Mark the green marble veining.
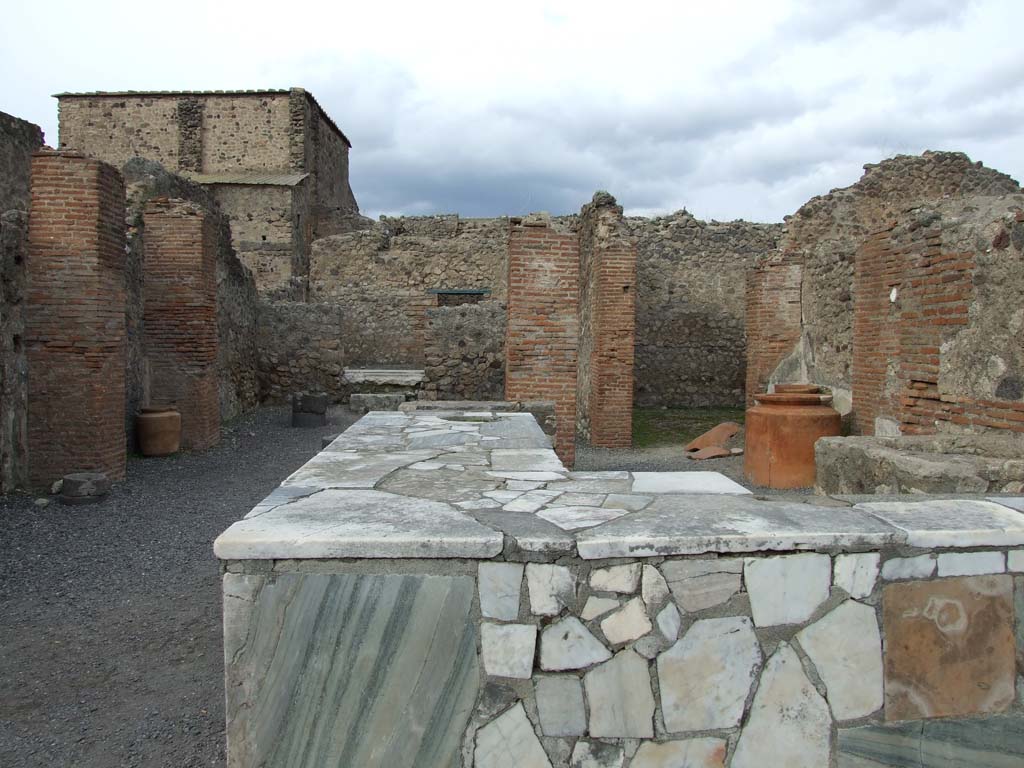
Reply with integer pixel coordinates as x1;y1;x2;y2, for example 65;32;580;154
224;572;478;768
837;715;1024;767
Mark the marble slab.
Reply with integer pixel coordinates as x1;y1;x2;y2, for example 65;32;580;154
223;571;477;768
282;450;439;489
575;495;902;559
856;499;1024;548
631;472;751;495
214;489;503;560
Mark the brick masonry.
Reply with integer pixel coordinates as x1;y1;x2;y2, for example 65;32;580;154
505;219;580;465
745;256;803;404
142;198;220;450
26;151;127;487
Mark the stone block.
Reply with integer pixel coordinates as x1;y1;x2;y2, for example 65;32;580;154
349;392;406;414
526;563;576;616
882;575;1016;721
936;551;1006;577
745;553;831;627
540;617;611;671
584;649;655;738
662;559;742;612
479;562;524;620
590;564;641;593
534;676;586;736
600;597;652;645
834;552;880;598
474;702;551;768
481;623;537;679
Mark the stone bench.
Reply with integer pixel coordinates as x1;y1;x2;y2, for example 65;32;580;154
342;368;425;388
215;410;1024;768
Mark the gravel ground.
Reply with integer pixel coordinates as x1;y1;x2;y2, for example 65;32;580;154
0;406;356;768
0;407;800;768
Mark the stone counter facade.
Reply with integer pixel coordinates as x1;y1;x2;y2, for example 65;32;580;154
216;411;1024;767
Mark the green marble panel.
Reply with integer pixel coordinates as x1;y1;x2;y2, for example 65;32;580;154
838;715;1024;767
224;572;478;768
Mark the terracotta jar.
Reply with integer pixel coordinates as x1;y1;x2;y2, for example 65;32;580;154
744;392;841;489
137;407;181;457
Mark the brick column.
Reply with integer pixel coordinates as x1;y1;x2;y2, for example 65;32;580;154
26;150;126;487
744;256;803;404
505;219;579;466
142;198;220;450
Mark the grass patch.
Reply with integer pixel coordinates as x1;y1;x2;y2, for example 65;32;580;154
632;407;746;449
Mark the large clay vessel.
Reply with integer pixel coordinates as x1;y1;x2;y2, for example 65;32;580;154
744;391;841;489
137;407;181;456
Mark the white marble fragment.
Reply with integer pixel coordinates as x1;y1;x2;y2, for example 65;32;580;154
487;471;567;482
548;492;606;507
631;471;750;495
661;559;743;612
479;562;524;620
857;499;1024;548
484;490;524;503
731;644;831;768
641;564;670;609
584;649;655;738
536;505;630;531
656;603;681;641
474;702;552;768
526;563;577;616
1009;549;1024;572
657;616;761;732
504;490;563;513
796;600;883;720
410;461;445;470
833;553;880;598
490;449;565;472
600;597;653;645
881;554;936;580
540;616;612;671
590;564;642;593
936;551;1006;577
630;738;727;768
456;498;502;510
534;676;586;736
604;493;653;511
581;596;620;620
745;553;830;627
481;623;537;679
506;480;545;491
570;740;625;768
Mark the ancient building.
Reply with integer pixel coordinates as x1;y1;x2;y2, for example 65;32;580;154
56;89;360;297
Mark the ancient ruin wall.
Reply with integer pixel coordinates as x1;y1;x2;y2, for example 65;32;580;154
26;151;127;487
422;301;506;401
577;194;636;447
505;218;580;465
628;213;782;407
142;199;221;450
1;111;45;212
756;152;1021;407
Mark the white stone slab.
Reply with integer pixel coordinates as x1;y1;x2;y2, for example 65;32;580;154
484;490;524;503
474;702;552;768
601;597;652;645
540;617;612;671
631;738;727;768
479;562;524;620
214;489;503;560
584;649;655;738
857;499;1024;548
343;368;424;385
481;623;537;679
795;600;883;720
504;490;563;513
536;505;630;531
506;480;546;491
590;563;642;593
526;563;577;616
641;564;670;609
657;603;681;640
833;553;880;598
534;676;586;736
631;472;751;495
490;449;565;472
1009;549;1024;572
658;616;761;732
989;496;1024;512
604;493;653;511
548;492;607;507
731;644;831;768
745;553;831;627
487;471;567;482
281;449;439;489
661;559;743;612
575;495;900;559
581;596;620;621
936;551;1006;577
881;554;936;580
456;498;502;510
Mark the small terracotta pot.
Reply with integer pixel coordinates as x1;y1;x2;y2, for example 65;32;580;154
744;392;841;489
137;407;181;457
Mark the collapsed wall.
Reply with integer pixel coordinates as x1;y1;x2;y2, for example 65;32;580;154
748;152;1020;409
0;112;43;493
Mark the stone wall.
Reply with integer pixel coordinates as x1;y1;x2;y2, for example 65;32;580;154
577;194;636;447
850;196;1024;440
142;199;220;450
749;152;1020;408
26;151;127;487
628;212;782;407
505;216;580;466
422;300;506;402
0;111;45;212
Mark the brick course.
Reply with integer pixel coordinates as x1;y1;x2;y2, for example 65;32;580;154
142;198;220;450
26;151;127;486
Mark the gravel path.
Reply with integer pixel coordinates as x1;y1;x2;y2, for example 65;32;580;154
0;406;355;768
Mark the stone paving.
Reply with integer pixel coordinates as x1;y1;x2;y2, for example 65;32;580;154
216;410;1024;768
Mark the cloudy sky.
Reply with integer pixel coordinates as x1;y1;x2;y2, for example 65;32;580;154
2;0;1022;221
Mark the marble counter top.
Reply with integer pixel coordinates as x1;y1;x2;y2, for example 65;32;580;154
214;410;1024;561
